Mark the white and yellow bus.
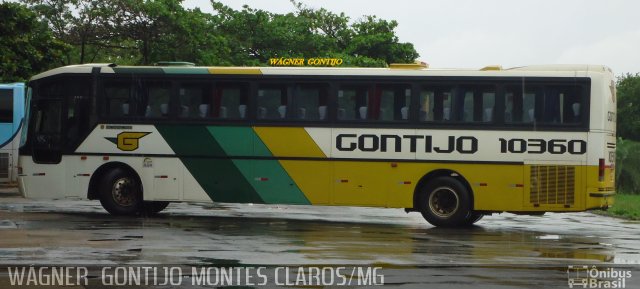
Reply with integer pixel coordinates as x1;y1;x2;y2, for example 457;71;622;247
18;63;616;227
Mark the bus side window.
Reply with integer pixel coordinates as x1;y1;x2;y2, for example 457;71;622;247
377;85;411;121
506;83;582;125
544;85;581;124
337;85;368;121
257;84;288;120
420;86;453;122
142;81;171;118
505;85;535;123
216;83;248;119
104;81;132;118
454;86;495;123
178;82;210;118
291;84;328;121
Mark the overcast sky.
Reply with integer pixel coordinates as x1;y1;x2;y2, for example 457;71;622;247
183;0;640;75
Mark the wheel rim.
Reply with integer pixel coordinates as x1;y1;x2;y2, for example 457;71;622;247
428;187;460;218
112;177;137;207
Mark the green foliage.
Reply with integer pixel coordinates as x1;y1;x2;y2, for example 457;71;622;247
24;0;117;64
15;0;418;69
615;138;640;194
0;2;69;82
598;194;640;220
348;16;418;64
616;74;640;141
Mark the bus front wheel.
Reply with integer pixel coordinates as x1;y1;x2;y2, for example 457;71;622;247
98;168;142;216
418;176;473;227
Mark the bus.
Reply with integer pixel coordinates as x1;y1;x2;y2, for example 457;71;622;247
0;82;25;183
17;63;616;227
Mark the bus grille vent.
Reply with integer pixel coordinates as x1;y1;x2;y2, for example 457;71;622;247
530;165;575;205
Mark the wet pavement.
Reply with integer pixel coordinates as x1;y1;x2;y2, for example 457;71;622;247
0;186;639;288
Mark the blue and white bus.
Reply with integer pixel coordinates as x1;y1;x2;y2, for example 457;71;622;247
0;83;25;183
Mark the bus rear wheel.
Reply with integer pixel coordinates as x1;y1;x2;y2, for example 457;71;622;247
418;176;472;227
98;168;142;216
462;212;484;226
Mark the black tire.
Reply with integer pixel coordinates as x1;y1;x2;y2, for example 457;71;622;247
142;201;170;216
418;176;473;227
98;168;142;216
461;212;484;226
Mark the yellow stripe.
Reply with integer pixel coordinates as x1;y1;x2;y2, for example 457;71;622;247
279;161;331;205
254;127;327;204
253;127;325;157
208;67;262;75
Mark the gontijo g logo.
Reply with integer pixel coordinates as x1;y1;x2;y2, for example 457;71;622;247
105;132;150;151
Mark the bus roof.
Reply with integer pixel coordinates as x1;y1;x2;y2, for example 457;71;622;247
29;63;613;81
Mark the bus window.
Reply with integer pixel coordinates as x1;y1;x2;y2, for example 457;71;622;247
505;83;581;125
104;81;132;118
291;84;328;121
483;92;496;122
420;86;453;122
178;82;210;118
378;85;411;121
453;86;495;123
257;84;288;120
215;83;248;119
337;85;366;120
338;84;410;121
545;85;582;124
105;80;171;119
142;81;171;118
0;89;12;123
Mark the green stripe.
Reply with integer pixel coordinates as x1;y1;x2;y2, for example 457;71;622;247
208;126;310;205
156;125;263;203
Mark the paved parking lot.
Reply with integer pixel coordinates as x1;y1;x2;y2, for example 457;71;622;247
0;187;638;288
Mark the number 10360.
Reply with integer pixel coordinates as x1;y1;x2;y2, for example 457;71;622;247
499;138;587;155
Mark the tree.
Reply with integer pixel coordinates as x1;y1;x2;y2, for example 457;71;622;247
24;0;115;64
616;74;640;141
211;2;331;65
347;16;418;64
211;1;419;66
291;1;419;65
0;2;68;82
18;0;419;68
614;74;640;193
615;137;640;193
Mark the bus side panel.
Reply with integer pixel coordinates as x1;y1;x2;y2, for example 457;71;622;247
18;157;66;199
151;157;183;201
182;160;212;202
465;163;525;212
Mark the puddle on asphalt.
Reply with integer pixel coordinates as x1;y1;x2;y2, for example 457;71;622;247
0;199;637;265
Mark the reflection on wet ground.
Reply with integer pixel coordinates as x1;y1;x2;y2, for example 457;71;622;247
0;196;638;265
0;192;639;288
